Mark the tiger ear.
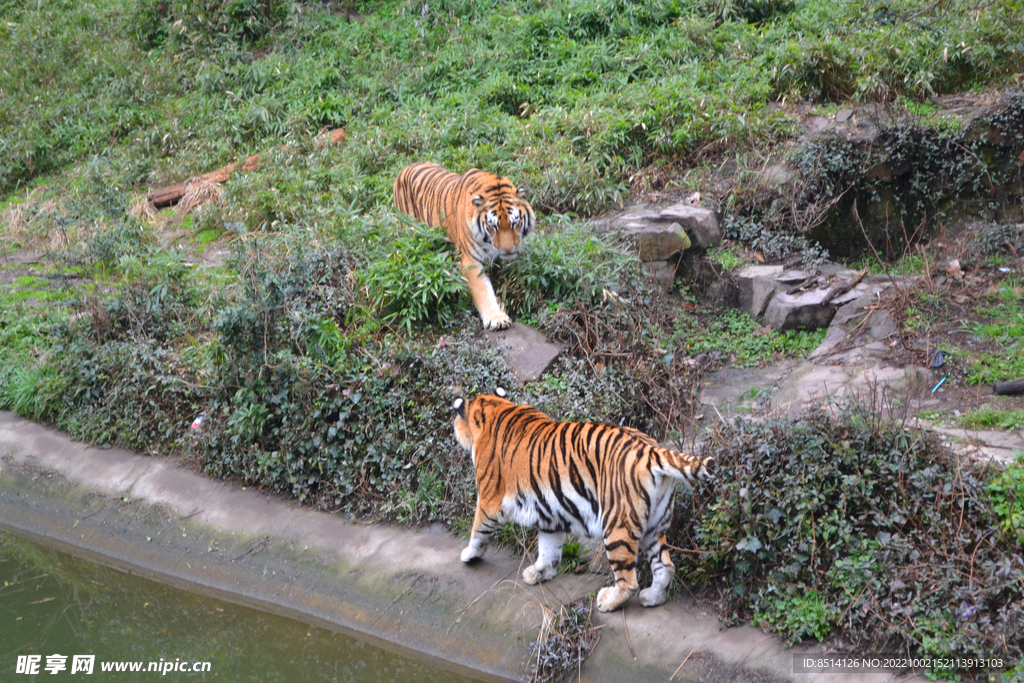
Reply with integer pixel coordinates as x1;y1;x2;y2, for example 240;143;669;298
452;397;466;418
495;387;507;398
517;187;529;199
472;195;485;207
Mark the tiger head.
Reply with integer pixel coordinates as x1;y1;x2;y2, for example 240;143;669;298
469;187;534;264
452;388;510;461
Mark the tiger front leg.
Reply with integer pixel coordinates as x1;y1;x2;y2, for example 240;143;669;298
522;531;565;585
461;256;511;330
462;504;500;563
596;536;640;612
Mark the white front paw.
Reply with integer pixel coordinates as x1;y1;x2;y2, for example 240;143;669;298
596;586;632;612
461;546;481;563
482;310;512;330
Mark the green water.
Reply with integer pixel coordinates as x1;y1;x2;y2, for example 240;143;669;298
0;534;484;682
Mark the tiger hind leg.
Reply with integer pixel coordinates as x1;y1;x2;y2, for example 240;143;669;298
522;531;565;585
638;532;674;607
596;535;640;612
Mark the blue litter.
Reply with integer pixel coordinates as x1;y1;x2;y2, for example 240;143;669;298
932;374;950;393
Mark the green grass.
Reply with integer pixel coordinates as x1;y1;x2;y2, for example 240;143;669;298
965;279;1024;384
677;308;827;367
4;0;1024;212
960;408;1024;432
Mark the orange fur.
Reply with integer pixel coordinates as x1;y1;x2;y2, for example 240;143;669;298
452;391;714;612
393;163;534;330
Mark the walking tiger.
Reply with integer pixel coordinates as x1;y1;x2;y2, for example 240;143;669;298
452;388;714;612
393;163;535;330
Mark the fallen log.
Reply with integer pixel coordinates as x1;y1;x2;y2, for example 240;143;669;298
147;128;346;208
993;379;1024;396
822;268;867;305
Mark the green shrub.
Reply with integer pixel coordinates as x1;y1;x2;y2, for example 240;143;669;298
988;457;1024;546
356;219;467;334
674;405;1023;671
753;590;837;645
497;223;637;319
676;307;825;367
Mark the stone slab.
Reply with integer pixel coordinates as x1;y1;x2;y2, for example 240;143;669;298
483;323;563;383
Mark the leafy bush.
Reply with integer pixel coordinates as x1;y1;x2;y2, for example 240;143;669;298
497;223;637;320
988;457;1024;546
674;405;1024;673
356;219;466;333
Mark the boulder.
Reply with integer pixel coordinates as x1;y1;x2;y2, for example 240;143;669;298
657;204;722;250
621;221;691;262
735;265;783;318
762;287;841;331
643;259;681;292
610;202;721;254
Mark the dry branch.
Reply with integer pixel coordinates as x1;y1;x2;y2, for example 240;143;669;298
146;128;346;208
822;268;867;304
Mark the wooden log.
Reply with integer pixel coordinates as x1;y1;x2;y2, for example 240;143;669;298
147;128;346;208
994;379;1024;396
822;268;867;305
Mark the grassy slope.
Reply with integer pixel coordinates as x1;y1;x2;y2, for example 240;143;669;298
3;0;1023;211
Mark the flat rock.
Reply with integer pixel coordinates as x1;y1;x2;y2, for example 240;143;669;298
776;270;814;283
926;425;1024;465
772;362;925;413
868;309;898;340
483;322;563;383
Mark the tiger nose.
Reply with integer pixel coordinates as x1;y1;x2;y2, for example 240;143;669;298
495;233;518;253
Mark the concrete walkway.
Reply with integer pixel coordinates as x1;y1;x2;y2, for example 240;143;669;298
0;412;915;683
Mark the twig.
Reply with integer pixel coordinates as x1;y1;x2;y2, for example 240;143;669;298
663;543;712;555
623;607;637;660
670;648;695;681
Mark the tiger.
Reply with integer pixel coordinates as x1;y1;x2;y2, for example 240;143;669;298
452;388;714;612
393;162;535;331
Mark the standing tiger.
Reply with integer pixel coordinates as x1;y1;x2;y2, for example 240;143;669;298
393;162;535;330
452;388;714;612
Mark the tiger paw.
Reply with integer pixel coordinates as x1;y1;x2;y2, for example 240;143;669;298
639;586;668;607
481;311;512;331
522;563;557;585
461;547;482;563
596;586;634;612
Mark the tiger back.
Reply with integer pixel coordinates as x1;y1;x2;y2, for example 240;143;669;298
452;389;714;612
393;162;535;331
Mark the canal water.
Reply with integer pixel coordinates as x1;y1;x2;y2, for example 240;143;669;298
0;533;485;682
